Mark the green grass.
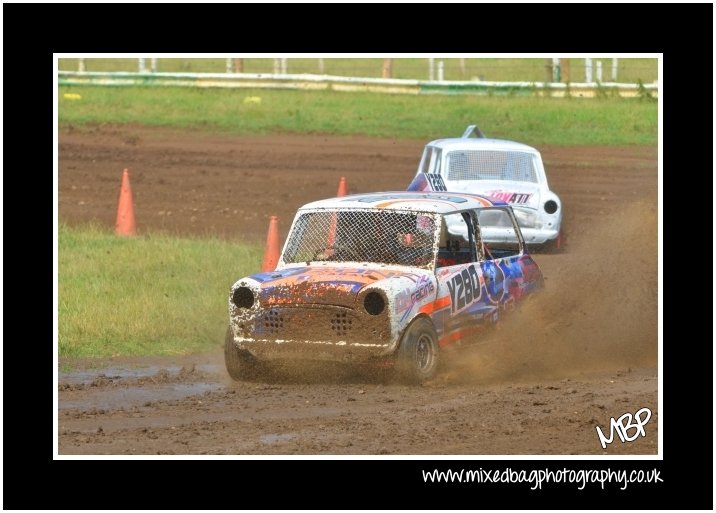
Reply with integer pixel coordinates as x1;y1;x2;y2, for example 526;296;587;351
58;57;658;83
59;86;657;145
58;223;263;358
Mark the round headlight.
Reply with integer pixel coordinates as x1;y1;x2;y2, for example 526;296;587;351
364;292;385;316
232;286;255;309
544;200;559;215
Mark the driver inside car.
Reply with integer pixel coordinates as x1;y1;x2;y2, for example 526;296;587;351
396;231;433;266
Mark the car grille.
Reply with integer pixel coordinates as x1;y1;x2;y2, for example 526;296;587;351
329;311;353;336
263;309;285;332
251;306;388;342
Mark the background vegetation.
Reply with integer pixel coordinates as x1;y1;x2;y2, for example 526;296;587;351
59;223;262;357
59;86;657;146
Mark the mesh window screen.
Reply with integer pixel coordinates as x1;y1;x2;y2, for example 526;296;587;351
446;150;537;183
283;210;438;267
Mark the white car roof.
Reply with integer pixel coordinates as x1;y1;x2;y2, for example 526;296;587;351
299;191;503;214
426;137;539;153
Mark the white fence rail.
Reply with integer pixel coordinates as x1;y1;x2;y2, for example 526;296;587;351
59;70;658;99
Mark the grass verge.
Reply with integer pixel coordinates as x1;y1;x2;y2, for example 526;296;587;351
59;86;657;146
58;223;263;358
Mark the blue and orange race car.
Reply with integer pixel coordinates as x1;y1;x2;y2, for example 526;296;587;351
226;190;543;383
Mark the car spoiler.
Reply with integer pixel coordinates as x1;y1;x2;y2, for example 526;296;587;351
461;125;486;139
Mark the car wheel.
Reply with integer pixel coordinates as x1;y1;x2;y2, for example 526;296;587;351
397;317;440;384
224;326;259;381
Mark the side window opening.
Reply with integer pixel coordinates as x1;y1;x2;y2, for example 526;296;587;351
477;207;524;259
436;212;478;268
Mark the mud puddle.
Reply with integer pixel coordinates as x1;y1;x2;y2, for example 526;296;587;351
260;433;300;445
59;363;223;385
59;382;222;411
59;362;225;411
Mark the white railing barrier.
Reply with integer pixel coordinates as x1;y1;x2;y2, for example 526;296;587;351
57;70;659;98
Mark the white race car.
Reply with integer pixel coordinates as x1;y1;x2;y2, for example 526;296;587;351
409;125;563;250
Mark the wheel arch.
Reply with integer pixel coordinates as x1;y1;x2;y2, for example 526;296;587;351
396;313;437;351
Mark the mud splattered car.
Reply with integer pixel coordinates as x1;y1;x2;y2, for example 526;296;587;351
411;125;564;250
226;191;543;383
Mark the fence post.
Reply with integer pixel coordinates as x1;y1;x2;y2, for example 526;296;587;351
596;60;603;83
318;58;324;74
150;58;157;73
611;58;618;81
544;58;553;83
138;58;146;73
585;58;593;83
437;60;444;81
78;58;85;72
428;58;434;81
273;58;280;74
459;58;466;77
562;58;570;83
382;59;393;79
226;58;232;73
552;57;561;82
234;59;243;73
280;58;288;74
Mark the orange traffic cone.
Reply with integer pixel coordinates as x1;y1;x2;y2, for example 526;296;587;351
336;176;348;197
261;216;280;272
115;168;136;236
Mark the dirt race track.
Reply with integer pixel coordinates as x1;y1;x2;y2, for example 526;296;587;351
58;125;658;455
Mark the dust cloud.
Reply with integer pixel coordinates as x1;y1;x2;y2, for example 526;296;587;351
442;197;658;385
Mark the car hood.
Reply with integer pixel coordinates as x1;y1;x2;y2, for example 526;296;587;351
446;180;541;208
241;265;432;308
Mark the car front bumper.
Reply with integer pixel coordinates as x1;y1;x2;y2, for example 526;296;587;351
232;336;397;362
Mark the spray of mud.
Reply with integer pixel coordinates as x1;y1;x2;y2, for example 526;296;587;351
440;197;658;385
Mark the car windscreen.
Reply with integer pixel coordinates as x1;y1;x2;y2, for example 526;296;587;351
446;150;537;183
282;210;438;268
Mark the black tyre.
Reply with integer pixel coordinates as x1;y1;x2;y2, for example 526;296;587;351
224;326;259;381
397;317;440;384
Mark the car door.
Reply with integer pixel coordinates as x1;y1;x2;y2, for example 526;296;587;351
432;211;495;347
477;206;542;314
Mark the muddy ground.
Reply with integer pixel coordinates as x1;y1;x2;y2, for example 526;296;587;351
58;125;658;455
